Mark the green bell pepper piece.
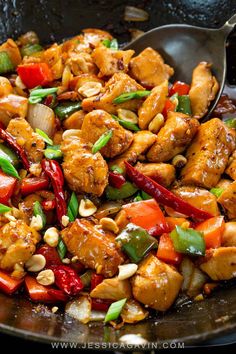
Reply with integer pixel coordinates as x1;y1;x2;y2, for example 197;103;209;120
54;101;82;120
170;225;205;256
105;182;138;200
177;95;192;115
0;143;19;167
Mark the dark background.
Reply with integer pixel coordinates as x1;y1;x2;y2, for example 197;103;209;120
0;0;236;351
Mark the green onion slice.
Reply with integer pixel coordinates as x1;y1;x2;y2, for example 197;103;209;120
112;114;140;131
57;237;67;260
33;200;46;227
67;192;79;222
36;128;53;145
0;156;20;179
224;118;236;129
0;203;12;214
0;52;14;74
110;165;124;174
113;90;150;104
44;145;62;160
210;187;224;198
104;298;127;323
29;87;58;104
21;44;43;57
92;130;113;154
110;39;118;50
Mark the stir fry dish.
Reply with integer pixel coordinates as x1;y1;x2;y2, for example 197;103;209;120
0;28;235;326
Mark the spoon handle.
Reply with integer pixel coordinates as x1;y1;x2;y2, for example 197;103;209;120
220;13;236;37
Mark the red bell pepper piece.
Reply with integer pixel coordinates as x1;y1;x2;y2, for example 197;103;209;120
125;162;213;222
162;98;176;118
91;273;104;290
122;199;169;236
0;171;17;204
25;276;67;302
195;216;224;249
36;244;62;267
41;199;56;211
41;159;67;227
17;63;53;89
91;298;113;312
51;265;84;296
108;172;126;189
169;81;190;96
0;128;30;170
21;176;49;195
0;270;24;295
157;233;182;265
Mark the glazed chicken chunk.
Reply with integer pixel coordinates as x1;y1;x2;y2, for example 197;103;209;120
138;80;168;129
92;46;134;77
189;62;219;119
129;47;174;87
109;130;156;171
132;254;183;311
0;220;40;271
81;109;133;158
61;219;124;277
181;118;236;188
147;111;199;162
226;150;236;180
135;162;176;187
90;277;132;300
200;247;236;280
6;117;45;162
82;72;144;114
217;181;236;219
61;136;108;196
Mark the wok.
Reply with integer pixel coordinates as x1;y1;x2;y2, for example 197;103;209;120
0;0;236;349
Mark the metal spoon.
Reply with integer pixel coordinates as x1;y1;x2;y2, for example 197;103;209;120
125;14;236;119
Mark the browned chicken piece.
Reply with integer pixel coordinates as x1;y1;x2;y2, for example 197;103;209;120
92;47;134;77
171;186;220;216
226;150;236;180
132;254;183;311
200;247;236;280
81;110;133;158
82;28;113;47
138;80;168;129
135;162;175;187
0;94;28;127
66;51;97;76
147;112;199;162
189;62;219;119
63;110;86;130
82;72;144;114
90;277;132;300
0;220;40;271
181;118;236;188
222;222;236;247
0;39;22;66
61;136;108;196
61;219;124;277
216;179;233;190
217;181;236;219
6;117;45;162
129;47;174;88
109;131;156;171
43;44;63;80
69;73;104;91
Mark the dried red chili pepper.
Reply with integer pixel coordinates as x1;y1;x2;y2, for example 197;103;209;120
36;244;62;267
51;265;84;296
41;159;67;227
41;199;56;211
148;223;171;237
0;127;30;170
91;273;104;290
125;161;213;222
108;172;126;189
47;288;68;302
21;176;49;195
91;298;113;312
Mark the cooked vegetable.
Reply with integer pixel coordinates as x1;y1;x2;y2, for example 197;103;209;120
177;95;192;115
169;81;190;96
0;143;19;167
113;90;150;104
0;171;17;204
0;52;14;74
17;63;53;89
116;223;158;263
67;192;79;222
65;296;91;323
27;103;55;138
210;187;224;198
104;298;127;323
0;156;20;179
36;128;53;145
108;171;126;189
195;216;224;249
0;203;11;214
33;201;46;227
29;87;57;104
80;270;93;288
106;181;138;200
157;233;182;265
44;145;62;160
112;114;140;131
57;238;67;260
92;130;113;154
224;118;236;128
21;43;42;57
170;225;205;256
0;270;24;295
25;275;67;302
21;176;49;195
54;101;82;120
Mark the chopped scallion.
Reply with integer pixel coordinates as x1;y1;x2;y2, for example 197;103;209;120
113;90;150;104
92;130;113;154
0;156;20;179
67;192;79;222
104;298;127;323
36;128;53;145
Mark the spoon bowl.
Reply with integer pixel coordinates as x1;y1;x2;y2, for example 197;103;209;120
125;14;236;119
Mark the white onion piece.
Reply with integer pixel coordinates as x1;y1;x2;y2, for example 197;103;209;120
129;29;145;41
65;295;91;324
124;6;149;22
27;103;55;138
121;299;148;324
187;268;208;297
180;257;195;292
90;310;106;321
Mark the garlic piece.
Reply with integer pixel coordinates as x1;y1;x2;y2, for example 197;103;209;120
79;199;97;217
118;263;138;280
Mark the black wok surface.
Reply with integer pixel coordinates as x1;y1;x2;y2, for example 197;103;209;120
0;0;236;349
